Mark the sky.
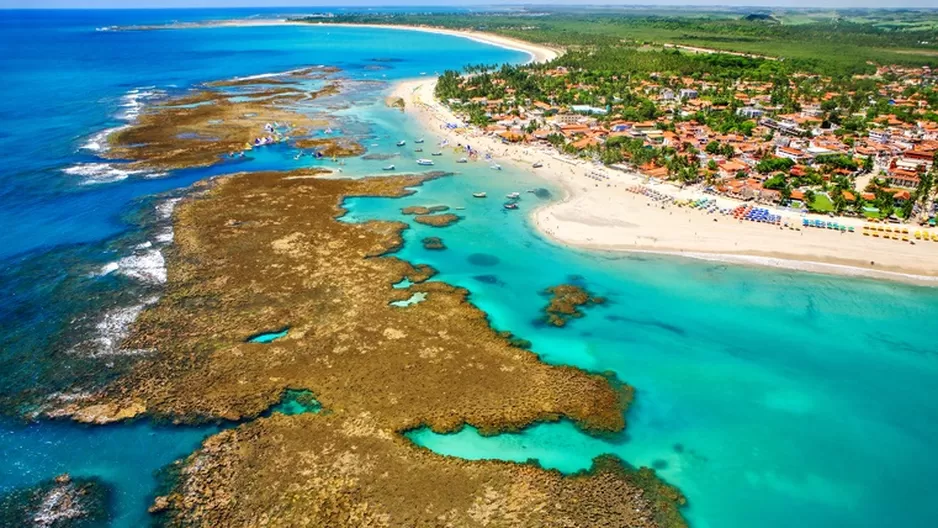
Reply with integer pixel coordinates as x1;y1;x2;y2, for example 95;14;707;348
2;1;936;9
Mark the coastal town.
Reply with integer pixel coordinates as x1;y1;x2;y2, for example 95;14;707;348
433;59;938;233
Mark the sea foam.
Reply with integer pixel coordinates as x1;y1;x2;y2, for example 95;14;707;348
84;296;159;357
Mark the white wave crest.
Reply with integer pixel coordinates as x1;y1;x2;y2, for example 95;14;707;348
79;125;128;153
155;197;182;220
62;163;166;185
118;88;164;121
84;296;159;357
154;227;174;244
116;248;166;284
62;163;143;184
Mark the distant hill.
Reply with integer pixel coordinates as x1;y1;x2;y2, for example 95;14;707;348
743;13;781;24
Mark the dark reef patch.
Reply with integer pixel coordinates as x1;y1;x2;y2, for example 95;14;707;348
542;284;605;327
473;274;504;286
467;253;500;267
0;474;111;528
422;237;446;250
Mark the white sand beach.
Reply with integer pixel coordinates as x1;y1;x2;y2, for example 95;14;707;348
392;74;938;284
131;18;938;283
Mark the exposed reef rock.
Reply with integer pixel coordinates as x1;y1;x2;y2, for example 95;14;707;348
385;95;406;111
292;137;365;157
52;169;683;526
157;413;685;527
401;204;449;215
0;474;110;528
497;330;532;349
414;213;460;227
543;284;606;327
104;73;340;170
421;236;446;250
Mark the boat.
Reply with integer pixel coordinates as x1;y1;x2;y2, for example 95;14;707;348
490;164;502;171
456;157;468;163
532;162;543;168
503;202;519;210
472;192;487;198
415;148;423;153
506;192;521;200
416;159;434;166
396;140;406;147
414;138;425;144
431;151;442;156
382;164;395;171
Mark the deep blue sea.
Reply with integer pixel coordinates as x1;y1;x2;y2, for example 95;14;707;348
2;8;938;528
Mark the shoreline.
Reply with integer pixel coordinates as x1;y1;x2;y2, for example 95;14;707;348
110;19;562;64
391;77;938;285
109;17;938;285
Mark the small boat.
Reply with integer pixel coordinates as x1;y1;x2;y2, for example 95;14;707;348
416;159;434;166
456;157;468;163
503;202;519;210
472;192;487;198
396;140;406;147
431;151;442;156
532;162;543;168
383;164;395;171
415;148;423;153
506;192;521;200
490;164;502;171
414;138;425;144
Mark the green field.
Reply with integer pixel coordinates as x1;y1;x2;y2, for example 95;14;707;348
309;8;938;75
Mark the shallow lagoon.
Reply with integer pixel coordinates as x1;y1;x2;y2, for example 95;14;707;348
348;157;938;528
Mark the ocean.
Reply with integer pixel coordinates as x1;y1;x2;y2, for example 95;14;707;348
2;8;937;528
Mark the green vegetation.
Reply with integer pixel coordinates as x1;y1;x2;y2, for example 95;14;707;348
307;8;938;225
302;8;938;75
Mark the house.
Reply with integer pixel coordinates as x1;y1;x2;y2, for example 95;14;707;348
679;88;699;100
887;168;921;188
570;104;607;115
553;114;586;126
775;146;807;162
737;106;764;119
868;129;891;143
718;159;750;179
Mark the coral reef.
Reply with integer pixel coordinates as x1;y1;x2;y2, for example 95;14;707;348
49;168;682;525
422;236;446;250
104;75;339;170
0;474;110;528
543;284;605;327
413;213;460;227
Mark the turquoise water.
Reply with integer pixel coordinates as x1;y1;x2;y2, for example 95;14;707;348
0;9;526;525
3;8;938;528
346;153;938;527
247;328;290;343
